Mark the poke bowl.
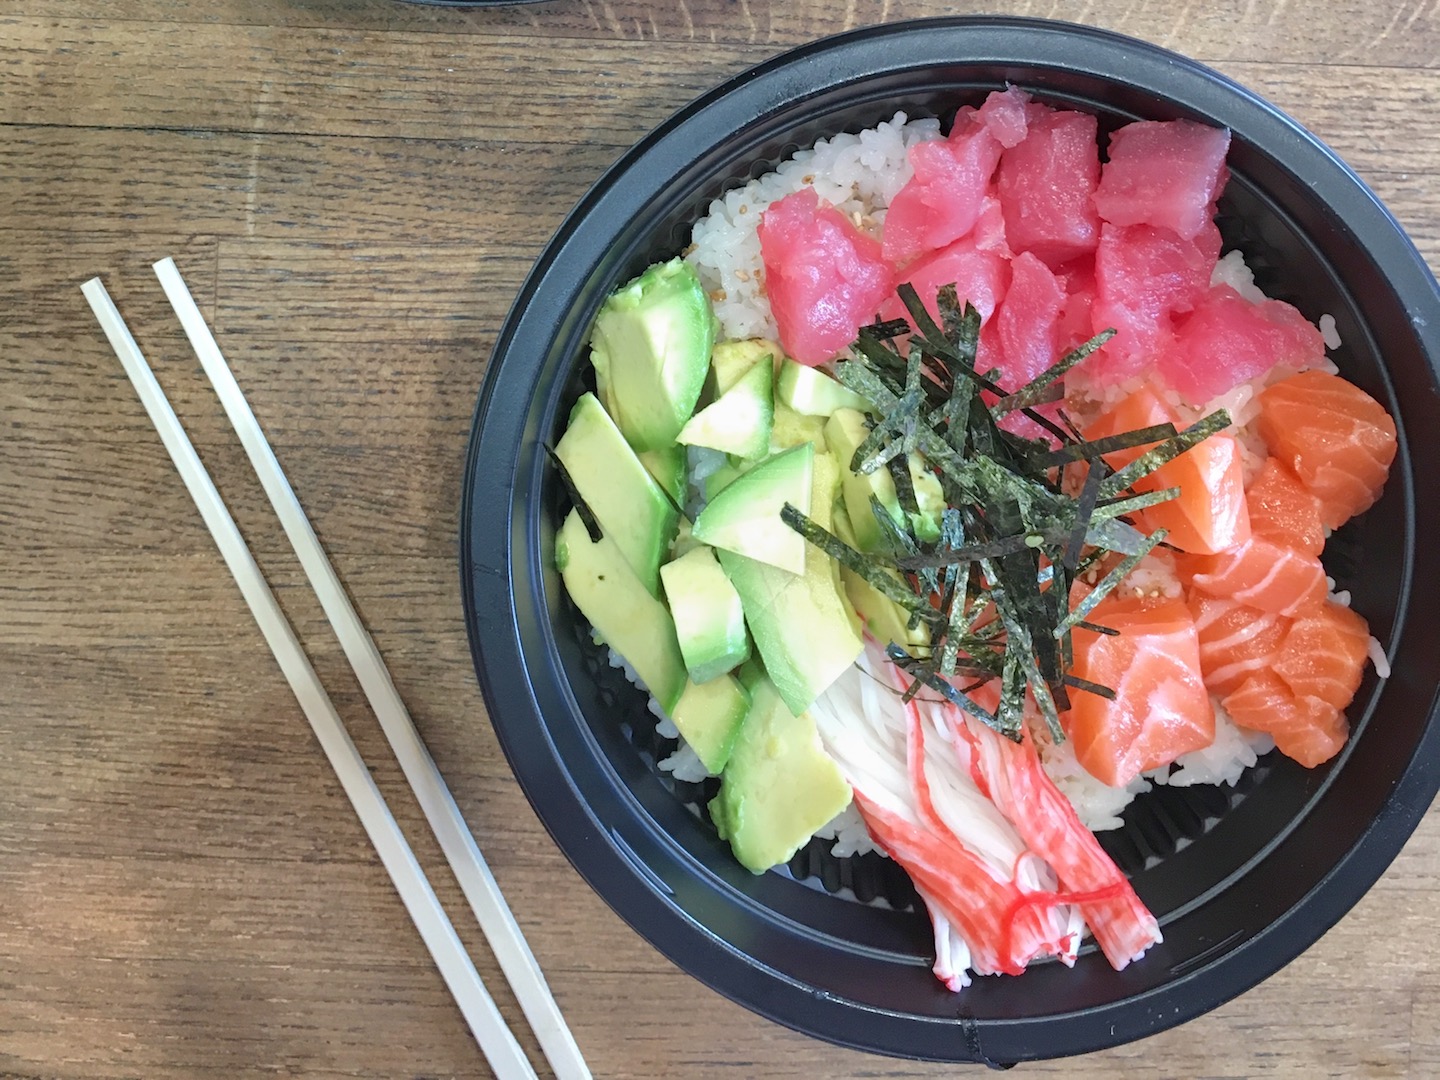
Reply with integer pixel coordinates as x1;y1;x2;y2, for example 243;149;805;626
460;16;1440;1065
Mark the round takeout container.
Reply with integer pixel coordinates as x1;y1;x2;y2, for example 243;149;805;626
461;17;1440;1065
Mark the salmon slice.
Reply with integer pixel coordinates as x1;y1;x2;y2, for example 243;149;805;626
1273;599;1371;711
1180;534;1326;616
1189;593;1291;698
1247;457;1325;556
1256;370;1397;529
1222;669;1349;768
1084;383;1249;555
1066;595;1215;787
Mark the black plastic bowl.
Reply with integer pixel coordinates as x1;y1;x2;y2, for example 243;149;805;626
462;17;1440;1065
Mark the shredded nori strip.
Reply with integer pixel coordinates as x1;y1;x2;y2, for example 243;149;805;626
777;284;1226;743
545;444;604;542
1063;674;1117;700
991;328;1116;416
1064;460;1104;569
1054;529;1170;638
1099;411;1231;498
780;503;937;620
1028;422;1179;469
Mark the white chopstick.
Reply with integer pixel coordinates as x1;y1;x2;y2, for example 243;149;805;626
150;258;590;1080
81;277;538;1080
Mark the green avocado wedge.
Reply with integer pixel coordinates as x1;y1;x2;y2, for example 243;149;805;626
590;258;717;452
710;677;852;873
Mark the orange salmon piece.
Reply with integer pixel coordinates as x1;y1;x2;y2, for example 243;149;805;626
1222;669;1349;768
1256;370;1397;529
1188;593;1291;699
1084;384;1249;555
1272;599;1371;711
1246;456;1325;556
1180;534;1327;617
1066;595;1215;787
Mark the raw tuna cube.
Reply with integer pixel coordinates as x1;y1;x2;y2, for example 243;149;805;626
1159;284;1325;403
1094;119;1231;241
882;110;1003;266
881;230;1011;330
996;105;1102;269
758;187;893;365
1053;258;1097;355
976;85;1032;148
1088;220;1220;384
993;251;1065;390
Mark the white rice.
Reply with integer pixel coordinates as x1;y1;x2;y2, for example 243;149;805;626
812;803;885;859
1150;701;1275;788
1319;313;1342;350
1036;730;1152;833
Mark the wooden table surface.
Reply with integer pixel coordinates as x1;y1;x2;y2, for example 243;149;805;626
3;2;1438;1077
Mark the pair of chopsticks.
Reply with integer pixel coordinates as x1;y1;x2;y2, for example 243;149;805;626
82;261;589;1080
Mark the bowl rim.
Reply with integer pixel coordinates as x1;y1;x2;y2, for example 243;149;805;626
460;14;1440;1064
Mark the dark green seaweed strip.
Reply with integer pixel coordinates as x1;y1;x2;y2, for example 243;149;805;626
1088;485;1183;521
1064;460;1103;569
779;504;935;619
1063;674;1117;700
886;643;1002;726
1083;516;1152;556
1098;411;1231;498
990;328;1117;417
1076;619;1120;636
544;444;605;543
860;316;915;342
998;649;1026;739
1053;528;1169;638
892;527;1070;568
1028;422;1179;469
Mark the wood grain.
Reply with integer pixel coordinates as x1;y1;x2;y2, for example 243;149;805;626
2;2;1438;1078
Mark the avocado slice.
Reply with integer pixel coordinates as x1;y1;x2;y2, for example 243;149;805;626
671;674;750;774
825;407;896;552
824;408;945;549
770;401;829;453
716;451;863;716
555;393;679;596
590;259;717;451
637;444;686;506
776;358;871;417
676;353;774;460
709;677;852;873
659;545;751;684
832;504;930;651
555;509;687;714
710;338;780;395
692;443;814;576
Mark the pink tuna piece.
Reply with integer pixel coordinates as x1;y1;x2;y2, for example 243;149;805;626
1054;258;1098;354
1094;119;1231;241
976;85;1033;149
881;111;1003;266
757;186;893;365
1087;220;1221;384
882;229;1011;330
994;251;1066;390
1159;284;1326;403
996;105;1102;268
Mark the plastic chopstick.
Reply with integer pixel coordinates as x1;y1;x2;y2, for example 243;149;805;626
150;257;590;1080
81;276;539;1080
